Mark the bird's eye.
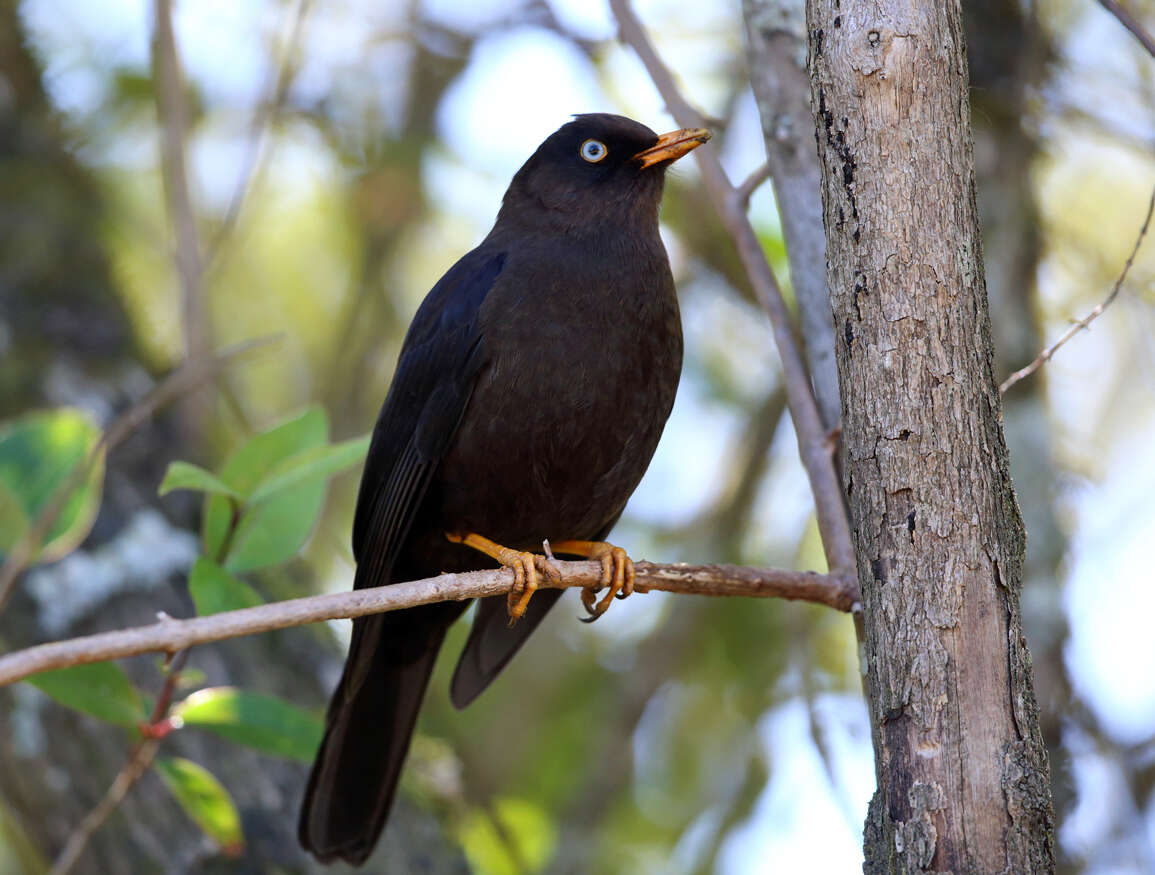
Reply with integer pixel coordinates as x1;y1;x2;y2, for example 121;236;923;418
580;139;607;163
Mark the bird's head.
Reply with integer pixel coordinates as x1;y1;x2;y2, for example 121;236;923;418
494;113;710;237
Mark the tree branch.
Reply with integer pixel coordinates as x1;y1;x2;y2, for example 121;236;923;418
609;0;854;578
1097;0;1155;58
50;651;190;875
205;0;312;264
152;0;206;364
1000;182;1155;393
0;562;858;687
734;162;772;207
49;737;161;875
741;0;841;431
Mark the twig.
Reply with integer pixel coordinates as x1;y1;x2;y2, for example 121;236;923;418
49;651;190;875
0;336;281;615
152;650;192;724
481;799;529;875
103;335;282;452
735;162;773;207
49;738;162;875
609;0;855;577
205;0;312;264
1097;0;1155;58
1001;184;1155;393
152;0;207;364
0;562;859;687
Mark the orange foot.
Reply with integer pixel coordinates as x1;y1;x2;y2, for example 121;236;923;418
446;532;561;625
551;540;636;622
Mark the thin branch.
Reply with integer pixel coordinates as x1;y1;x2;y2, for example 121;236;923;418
1001;183;1155;393
50;651;190;875
49;737;161;875
205;0;312;264
148;649;192;727
735;162;773;207
609;0;855;577
1097;0;1155;58
0;562;859;687
102;335;282;452
152;0;207;364
0;335;281;615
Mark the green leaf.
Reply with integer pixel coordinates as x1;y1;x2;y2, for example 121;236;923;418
0;408;105;563
202;407;328;568
28;662;145;728
458;797;557;875
246;433;370;505
188;558;263;616
172;687;322;763
158;461;241;500
215;407;330;496
0;480;30;555
221;477;326;573
155;757;243;855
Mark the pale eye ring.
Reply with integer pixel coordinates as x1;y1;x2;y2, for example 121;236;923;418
580;139;608;163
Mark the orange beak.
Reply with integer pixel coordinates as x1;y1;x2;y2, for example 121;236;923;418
632;127;712;168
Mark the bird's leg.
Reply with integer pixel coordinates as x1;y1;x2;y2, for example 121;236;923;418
550;540;636;622
446;532;561;625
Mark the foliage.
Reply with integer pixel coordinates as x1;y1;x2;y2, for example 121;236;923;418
187;558;263;616
9;403;365;855
172;687;323;763
155;757;243;856
457;797;557;875
0;409;104;563
28;662;146;730
196;408;369;572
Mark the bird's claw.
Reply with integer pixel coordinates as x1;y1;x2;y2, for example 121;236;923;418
579;543;634;623
502;548;562;626
446;531;561;626
450;533;636;624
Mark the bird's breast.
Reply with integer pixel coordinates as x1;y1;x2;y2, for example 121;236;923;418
433;239;682;546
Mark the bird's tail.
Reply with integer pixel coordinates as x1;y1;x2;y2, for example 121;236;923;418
298;604;458;865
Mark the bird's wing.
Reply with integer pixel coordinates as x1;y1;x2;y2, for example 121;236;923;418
351;246;506;576
334;247;505;704
299;248;505;864
450;589;564;708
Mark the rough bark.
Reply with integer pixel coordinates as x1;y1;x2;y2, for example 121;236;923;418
962;0;1074;842
804;0;1056;870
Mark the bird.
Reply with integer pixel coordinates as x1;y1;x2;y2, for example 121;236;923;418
299;113;710;865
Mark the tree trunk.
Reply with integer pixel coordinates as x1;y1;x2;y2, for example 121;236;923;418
804;0;1056;870
962;0;1076;846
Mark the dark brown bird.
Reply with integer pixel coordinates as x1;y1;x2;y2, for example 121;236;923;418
299;113;709;865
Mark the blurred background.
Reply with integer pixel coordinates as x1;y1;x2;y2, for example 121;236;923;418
1;0;1153;871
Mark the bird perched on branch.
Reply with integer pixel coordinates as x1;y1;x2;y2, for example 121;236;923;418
299;113;710;865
